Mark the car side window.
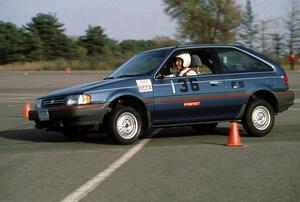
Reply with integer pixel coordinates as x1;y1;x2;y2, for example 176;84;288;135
190;49;216;75
215;48;273;73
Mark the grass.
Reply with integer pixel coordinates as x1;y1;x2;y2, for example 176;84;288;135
0;58;299;71
0;58;125;71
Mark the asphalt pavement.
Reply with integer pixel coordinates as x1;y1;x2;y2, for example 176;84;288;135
0;71;299;202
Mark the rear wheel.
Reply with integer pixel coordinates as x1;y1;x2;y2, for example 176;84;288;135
242;99;274;137
107;106;142;144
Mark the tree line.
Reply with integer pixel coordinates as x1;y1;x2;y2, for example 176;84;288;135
0;13;178;67
0;0;299;70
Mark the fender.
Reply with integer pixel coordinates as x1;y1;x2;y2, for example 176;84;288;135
248;88;280;113
106;88;147;103
106;88;154;127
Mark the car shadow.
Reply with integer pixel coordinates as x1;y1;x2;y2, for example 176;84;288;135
150;126;248;138
0;126;249;146
0;129;114;145
147;126;249;146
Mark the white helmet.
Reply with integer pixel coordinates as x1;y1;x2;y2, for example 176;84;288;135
175;53;191;68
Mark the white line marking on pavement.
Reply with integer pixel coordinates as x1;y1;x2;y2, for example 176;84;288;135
1;97;32;100
0;100;35;103
294;99;300;104
290;108;300;111
0;93;40;96
61;129;161;202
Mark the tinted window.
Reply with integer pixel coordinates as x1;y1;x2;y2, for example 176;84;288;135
216;48;273;73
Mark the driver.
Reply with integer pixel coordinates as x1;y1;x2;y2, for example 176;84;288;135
166;53;197;77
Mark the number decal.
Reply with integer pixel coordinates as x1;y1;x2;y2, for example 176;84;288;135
178;79;188;92
189;78;199;91
177;78;199;92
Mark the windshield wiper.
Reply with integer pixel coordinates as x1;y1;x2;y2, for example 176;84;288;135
116;74;144;78
104;76;115;80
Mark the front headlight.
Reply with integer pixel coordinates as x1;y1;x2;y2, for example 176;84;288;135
35;99;42;109
66;94;91;106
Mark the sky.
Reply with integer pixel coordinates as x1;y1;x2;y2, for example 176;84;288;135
0;0;290;41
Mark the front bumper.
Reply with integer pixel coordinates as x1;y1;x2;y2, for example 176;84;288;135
29;104;107;130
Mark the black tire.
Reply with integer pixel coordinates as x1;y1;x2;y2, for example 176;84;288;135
242;99;274;137
192;123;218;132
107;106;142;145
62;128;87;140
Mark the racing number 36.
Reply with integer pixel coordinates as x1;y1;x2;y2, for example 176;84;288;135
178;78;199;92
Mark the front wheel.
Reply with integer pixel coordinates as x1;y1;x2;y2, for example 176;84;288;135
242;99;274;137
107;106;142;144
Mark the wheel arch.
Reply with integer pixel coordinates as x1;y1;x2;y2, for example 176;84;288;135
249;90;279;113
105;94;150;131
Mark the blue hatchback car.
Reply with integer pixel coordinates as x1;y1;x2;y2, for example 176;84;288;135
29;45;295;144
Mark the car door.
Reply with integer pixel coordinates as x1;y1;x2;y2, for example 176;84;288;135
152;48;226;125
153;76;202;125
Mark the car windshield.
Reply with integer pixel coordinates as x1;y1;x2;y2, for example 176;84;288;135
106;49;170;79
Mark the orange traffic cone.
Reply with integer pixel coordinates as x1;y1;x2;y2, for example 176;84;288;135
23;103;31;119
225;122;243;147
65;66;72;74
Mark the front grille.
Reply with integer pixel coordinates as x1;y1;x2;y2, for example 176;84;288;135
42;97;66;108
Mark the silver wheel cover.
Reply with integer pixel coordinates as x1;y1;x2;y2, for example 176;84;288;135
252;106;271;130
116;112;138;139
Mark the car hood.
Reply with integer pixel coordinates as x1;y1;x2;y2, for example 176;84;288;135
38;78;130;99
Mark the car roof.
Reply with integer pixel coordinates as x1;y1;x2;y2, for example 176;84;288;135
144;44;243;54
174;44;243;49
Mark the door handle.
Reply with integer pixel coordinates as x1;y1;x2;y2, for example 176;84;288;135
210;81;221;86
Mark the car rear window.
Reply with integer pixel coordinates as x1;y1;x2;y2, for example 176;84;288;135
215;48;273;73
